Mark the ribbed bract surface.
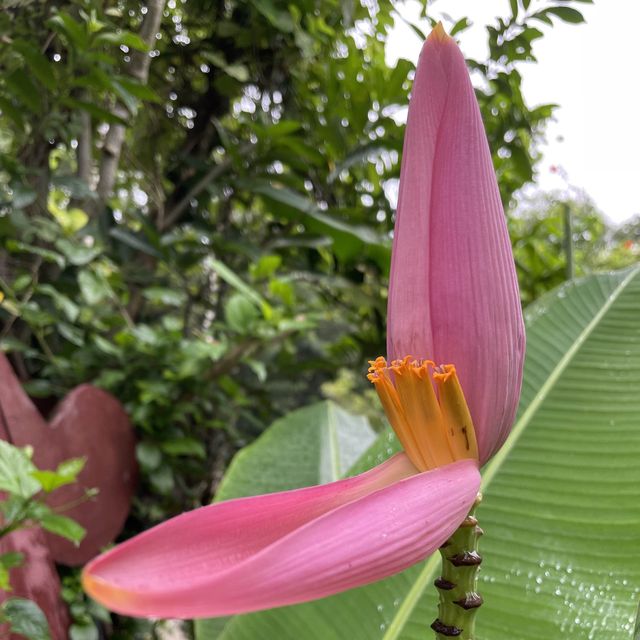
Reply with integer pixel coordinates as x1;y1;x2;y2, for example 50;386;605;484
387;31;524;464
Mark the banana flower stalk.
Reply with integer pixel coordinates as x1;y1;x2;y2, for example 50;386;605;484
82;24;524;624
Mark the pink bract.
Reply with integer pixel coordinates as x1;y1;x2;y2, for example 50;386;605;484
83;456;480;618
386;27;525;463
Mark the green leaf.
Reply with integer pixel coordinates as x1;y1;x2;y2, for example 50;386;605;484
260;120;302;137
113;76;162;103
111;80;139;115
406;21;427;41
47;12;88;49
5;71;41;114
109;227;162;258
12;40;57;91
20;379;56;398
1;598;51;640
93;30;149;51
149;465;174;495
0;441;40;499
78;270;111;305
250;255;282;279
246;180;389;252
1;494;27;524
37;284;80;322
0;566;9;591
69;624;100;640
196;400;376;639
225;294;260;334
216;399;376;502
93;334;121;357
247;358;267;382
48;200;89;234
248;0;295;32
143;287;187;306
6;240;65;268
450;17;471;37
56;457;86;479
54;238;102;266
209;267;640;640
530;10;554;25
136;442;162;470
58;322;85;346
31;457;85;493
160;438;207;459
0;552;25;569
196;617;232;640
0;553;24;590
0;96;25;129
542;6;585;23
9;184;37;209
202;52;250;82
209;259;271;317
39;511;86;545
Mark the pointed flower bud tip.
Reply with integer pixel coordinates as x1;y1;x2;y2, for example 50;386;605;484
428;22;451;45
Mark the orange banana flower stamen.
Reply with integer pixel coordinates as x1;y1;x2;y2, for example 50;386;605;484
368;357;479;472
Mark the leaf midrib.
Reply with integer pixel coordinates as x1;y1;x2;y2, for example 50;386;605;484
381;267;640;640
327;403;342;481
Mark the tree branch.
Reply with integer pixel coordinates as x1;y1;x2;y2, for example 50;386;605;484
204;329;296;381
94;0;165;213
76;110;92;187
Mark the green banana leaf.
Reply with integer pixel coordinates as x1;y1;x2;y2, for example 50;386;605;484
197;267;640;640
215;399;377;501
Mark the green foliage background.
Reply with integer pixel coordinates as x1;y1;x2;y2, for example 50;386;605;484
0;0;638;637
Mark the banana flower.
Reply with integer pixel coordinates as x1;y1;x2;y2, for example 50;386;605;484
82;24;524;619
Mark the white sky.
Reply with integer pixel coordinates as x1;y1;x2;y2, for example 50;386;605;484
386;0;640;224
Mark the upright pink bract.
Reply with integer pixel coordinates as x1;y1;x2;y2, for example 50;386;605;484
387;27;525;463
